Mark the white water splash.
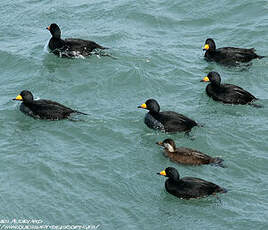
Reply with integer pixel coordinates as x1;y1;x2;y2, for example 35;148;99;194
43;40;50;53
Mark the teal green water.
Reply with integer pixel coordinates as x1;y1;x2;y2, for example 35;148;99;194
0;0;268;229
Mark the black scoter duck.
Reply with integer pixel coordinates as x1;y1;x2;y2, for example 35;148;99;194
201;72;258;105
157;167;227;199
156;139;224;167
138;99;198;133
203;38;264;65
13;90;87;120
46;23;106;58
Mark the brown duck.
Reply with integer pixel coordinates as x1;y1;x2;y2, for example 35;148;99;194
156;139;225;167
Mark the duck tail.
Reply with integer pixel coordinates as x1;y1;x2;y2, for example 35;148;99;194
218;187;228;193
75;110;89;115
197;122;204;127
99;53;118;59
92;48;118;59
257;55;266;59
98;44;108;50
212;157;226;168
249;102;264;108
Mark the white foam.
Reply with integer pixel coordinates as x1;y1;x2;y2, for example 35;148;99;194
43;40;50;53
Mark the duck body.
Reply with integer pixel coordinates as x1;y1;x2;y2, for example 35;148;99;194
202;72;257;105
145;111;197;132
165;176;226;199
158;167;227;199
47;23;106;58
206;83;256;105
165;147;214;165
203;38;264;65
48;37;106;58
138;99;197;133
13;90;86;120
205;47;262;64
157;139;224;167
20;99;76;120
144;113;165;131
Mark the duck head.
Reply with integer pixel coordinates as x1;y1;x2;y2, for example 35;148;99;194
203;38;216;52
157;167;180;181
138;99;160;113
201;71;221;87
156;138;176;152
47;23;61;39
13;90;34;104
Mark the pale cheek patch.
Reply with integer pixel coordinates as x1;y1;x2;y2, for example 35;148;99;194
164;143;174;152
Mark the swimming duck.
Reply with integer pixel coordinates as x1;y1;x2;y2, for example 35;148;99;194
203;38;264;65
13;90;87;120
156;139;224;167
157;167;227;199
201;72;258;105
138;99;198;133
46;23;107;58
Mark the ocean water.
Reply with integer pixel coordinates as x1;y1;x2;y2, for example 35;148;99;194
0;0;268;229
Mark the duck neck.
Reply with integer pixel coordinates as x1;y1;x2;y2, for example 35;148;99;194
149;110;159;116
51;37;64;43
52;29;61;39
205;50;216;58
168;177;181;184
211;82;222;90
164;143;175;153
49;37;65;51
23;100;33;107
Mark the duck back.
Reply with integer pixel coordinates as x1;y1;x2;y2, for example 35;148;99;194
205;47;263;64
166;148;213;165
206;84;256;104
23;100;75;120
165;177;226;199
158;111;197;132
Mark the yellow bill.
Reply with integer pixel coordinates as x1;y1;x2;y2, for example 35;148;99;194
202;76;210;82
138;103;147;109
156;141;163;146
202;44;209;50
15;94;23;101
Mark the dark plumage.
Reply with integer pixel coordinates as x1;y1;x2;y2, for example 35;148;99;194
13;90;87;120
203;38;264;65
46;23;107;58
138;99;198;133
201;72;258;105
157;167;227;199
156;139;224;167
